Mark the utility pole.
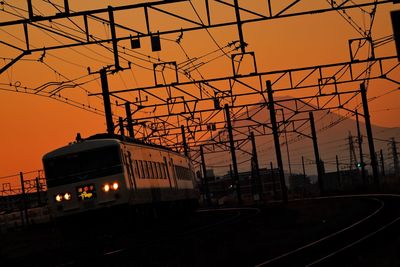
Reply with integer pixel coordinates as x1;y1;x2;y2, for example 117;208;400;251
309;111;324;195
390;138;399;176
281;109;292;176
100;68;114;135
336;155;341;189
360;82;379;187
233;0;246;53
270;162;277;199
380;149;385;177
355;110;366;185
250;132;263;201
20;172;29;226
200;145;210;206
119;117;125;137
125;102;134;138
302;156;307;197
35;177;41;206
108;5;120;70
267;80;288;203
224;104;242;204
181;125;189;157
348;132;357;171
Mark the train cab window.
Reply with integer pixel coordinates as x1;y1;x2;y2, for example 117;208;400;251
44;145;122;187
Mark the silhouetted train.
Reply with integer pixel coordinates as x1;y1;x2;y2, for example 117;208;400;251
42;134;199;217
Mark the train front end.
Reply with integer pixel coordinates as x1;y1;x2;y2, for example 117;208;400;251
42;139;129;218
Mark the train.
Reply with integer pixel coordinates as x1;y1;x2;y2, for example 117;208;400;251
42;133;199;218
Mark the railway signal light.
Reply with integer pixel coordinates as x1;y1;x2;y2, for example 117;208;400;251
151;33;161;52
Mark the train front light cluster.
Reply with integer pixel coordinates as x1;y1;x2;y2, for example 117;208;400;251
102;182;119;192
55;192;72;202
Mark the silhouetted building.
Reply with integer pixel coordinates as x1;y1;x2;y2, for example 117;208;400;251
206;168;282;203
289;173;312;195
323;169;364;192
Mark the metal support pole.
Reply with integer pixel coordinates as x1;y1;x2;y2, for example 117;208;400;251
100;68;114;135
224;104;242;204
360;83;379;187
125;102;134;138
380;149;385;177
35;177;41;206
24;23;30;52
267;80;288;203
233;0;246;53
302;156;307;196
309;111;324;195
20;172;29;226
119;117;125;137
64;0;70;14
108;6;120;70
27;0;34;19
392;138;399;176
181;125;189;157
200;145;210;206
270;162;277;199
336;155;341;189
250;132;263;201
205;0;211;25
356;110;366;185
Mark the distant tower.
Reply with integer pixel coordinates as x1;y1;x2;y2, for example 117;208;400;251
348;132;357;170
389;138;399;176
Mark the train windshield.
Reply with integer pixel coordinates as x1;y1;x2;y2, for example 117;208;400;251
44;145;122;187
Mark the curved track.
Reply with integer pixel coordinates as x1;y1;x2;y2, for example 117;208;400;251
255;194;400;267
3;194;400;266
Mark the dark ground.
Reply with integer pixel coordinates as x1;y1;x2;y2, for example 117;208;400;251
1;196;399;266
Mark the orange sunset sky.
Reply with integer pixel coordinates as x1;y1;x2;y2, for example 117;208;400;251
1;0;400;187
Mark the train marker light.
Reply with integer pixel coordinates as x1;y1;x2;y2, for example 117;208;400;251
103;184;110;192
112;182;119;190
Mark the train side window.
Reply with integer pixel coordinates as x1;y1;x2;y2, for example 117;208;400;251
145;161;150;178
175;166;180;180
153;162;159;179
148;161;154;178
161;163;166;179
144;161;150;178
134;160;140;178
156;163;162;179
139;160;145;179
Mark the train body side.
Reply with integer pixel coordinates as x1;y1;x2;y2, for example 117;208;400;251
120;140;198;205
42;138;198;218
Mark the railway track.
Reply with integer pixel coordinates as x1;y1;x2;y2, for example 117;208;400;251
3;194;400;266
255;194;400;267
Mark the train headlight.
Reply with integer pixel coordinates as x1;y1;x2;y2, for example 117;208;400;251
55;194;63;202
64;193;72;201
103;184;110;192
112;182;119;191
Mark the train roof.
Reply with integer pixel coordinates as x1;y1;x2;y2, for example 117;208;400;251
42;133;176;160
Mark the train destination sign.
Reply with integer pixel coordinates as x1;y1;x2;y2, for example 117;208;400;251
76;184;96;201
